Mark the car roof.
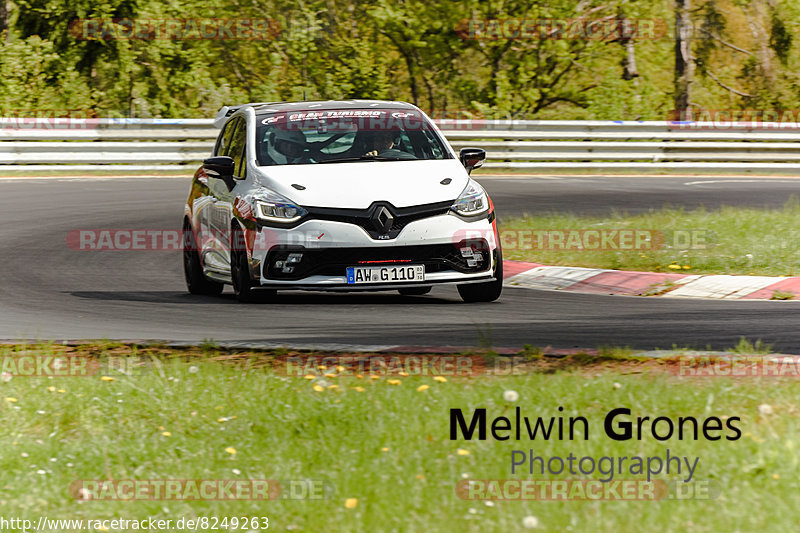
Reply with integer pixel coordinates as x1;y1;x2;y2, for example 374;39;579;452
251;100;417;114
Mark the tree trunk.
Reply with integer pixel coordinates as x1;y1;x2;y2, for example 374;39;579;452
674;0;694;119
0;1;8;35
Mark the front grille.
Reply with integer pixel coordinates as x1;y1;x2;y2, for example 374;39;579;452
264;240;490;280
305;200;453;239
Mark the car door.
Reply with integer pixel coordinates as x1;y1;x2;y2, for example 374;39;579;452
207;116;248;271
195;118;237;272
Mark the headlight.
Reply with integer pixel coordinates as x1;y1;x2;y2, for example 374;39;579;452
451;179;489;216
254;189;307;223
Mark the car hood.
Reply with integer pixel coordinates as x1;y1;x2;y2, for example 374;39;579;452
253;159;470;209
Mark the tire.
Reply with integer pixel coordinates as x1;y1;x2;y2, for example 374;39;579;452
230;226;275;303
183;221;224;296
457;248;503;303
398;286;432;296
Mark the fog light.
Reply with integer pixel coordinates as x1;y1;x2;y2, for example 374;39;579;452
282;266;295;273
275;260;285;268
287;253;303;264
460;247;474;258
467;259;478;267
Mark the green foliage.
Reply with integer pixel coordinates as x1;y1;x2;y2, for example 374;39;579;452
2;0;800;118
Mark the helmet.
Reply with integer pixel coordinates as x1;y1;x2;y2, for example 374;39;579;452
267;128;307;164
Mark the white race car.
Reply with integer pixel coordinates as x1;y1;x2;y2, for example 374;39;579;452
183;100;502;302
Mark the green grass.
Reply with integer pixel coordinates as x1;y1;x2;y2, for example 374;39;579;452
500;199;800;276
0;345;797;532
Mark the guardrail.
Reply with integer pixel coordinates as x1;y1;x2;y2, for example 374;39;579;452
2;118;800;173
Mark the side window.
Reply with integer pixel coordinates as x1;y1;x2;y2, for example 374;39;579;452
215;119;236;156
227;118;247;178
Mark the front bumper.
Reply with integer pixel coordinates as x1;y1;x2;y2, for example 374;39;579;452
250;213;498;289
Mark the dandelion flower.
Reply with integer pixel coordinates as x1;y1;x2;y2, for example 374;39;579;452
758;404;774;416
161;432;171;437
327;384;339;390
502;390;519;402
232;468;242;475
5;397;17;403
188;366;199;374
456;448;470;456
386;379;401;385
417;385;430;392
344;498;358;509
100;376;115;382
433;376;447;383
47;386;55;392
313;385;324;392
369;375;380;380
522;515;540;529
354;386;365;392
381;447;389;452
224;447;237;455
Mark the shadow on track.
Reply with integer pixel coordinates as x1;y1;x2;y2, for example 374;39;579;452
67;291;468;305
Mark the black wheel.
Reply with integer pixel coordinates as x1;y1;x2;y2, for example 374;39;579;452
398;286;432;296
230;226;275;303
457;248;503;303
183;220;224;296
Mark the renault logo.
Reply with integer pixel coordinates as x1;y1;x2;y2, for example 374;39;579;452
371;206;394;234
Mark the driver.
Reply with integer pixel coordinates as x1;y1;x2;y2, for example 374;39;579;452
364;131;413;159
267;128;314;164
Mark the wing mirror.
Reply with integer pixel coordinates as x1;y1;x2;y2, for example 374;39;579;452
459;147;486;174
203;156;236;190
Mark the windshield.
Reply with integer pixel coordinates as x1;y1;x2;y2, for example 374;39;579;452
254;109;451;166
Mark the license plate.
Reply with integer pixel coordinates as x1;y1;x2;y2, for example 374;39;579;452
346;264;425;284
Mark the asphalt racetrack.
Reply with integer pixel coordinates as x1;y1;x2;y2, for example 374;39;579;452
2;174;800;351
